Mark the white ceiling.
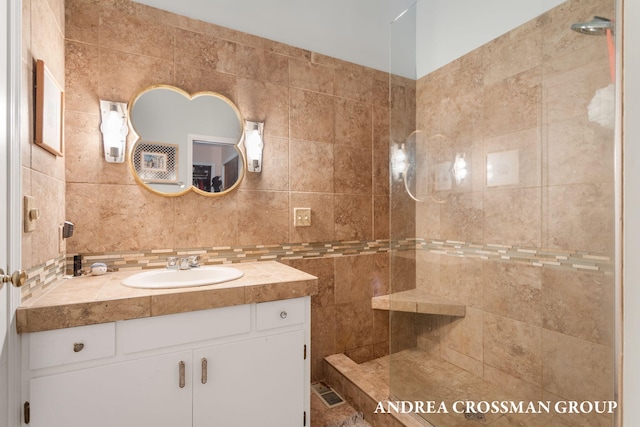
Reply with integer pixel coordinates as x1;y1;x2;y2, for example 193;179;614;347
134;0;565;79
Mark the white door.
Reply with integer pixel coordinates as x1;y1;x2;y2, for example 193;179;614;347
1;0;22;427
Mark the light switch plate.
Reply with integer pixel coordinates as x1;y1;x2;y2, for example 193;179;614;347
24;195;38;233
294;208;311;227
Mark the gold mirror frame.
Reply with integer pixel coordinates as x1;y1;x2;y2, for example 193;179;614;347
128;84;247;197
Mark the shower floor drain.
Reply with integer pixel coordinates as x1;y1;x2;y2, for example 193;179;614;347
311;382;346;408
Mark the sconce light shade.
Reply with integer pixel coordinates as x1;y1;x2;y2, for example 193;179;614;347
99;100;129;163
391;143;408;181
245;120;264;173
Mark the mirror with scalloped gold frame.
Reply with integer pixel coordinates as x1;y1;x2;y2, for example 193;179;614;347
128;85;246;197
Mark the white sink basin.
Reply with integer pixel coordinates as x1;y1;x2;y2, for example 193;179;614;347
121;266;244;289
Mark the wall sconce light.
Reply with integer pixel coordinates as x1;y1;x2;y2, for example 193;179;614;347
391;143;408;181
99;100;128;163
452;152;469;185
245;120;264;173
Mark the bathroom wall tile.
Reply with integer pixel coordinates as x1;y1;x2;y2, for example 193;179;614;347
98;48;174;103
544;116;614;186
31;171;65;265
373;309;390;347
284;257;335;308
484;126;542;189
174;28;236;75
290;88;334;143
335;299;374;353
334;98;372;149
484;313;542;386
289;58;334;94
236;190;289;245
440;308;484;363
334;62;373;104
542;269;614;346
415;251;441;292
174;64;237;103
32;0;65;86
333;146;372;195
390;185;416;240
372;104;390;196
97;184;175;252
335;254;388;304
439;191;484;243
311;304;336;381
20;59;32;169
390;251;415;294
237;78;289;138
289;139;333;193
334;194;373;241
373;195;389;240
483;261;543;326
416;200;440;240
237;45;288;87
99;5;174;62
174;191;239;247
264;39;311;62
65;41;99;114
544;182;614;254
437;257;482;309
241;135;289;192
542;328;614;402
440;346;484;378
64;111;101;184
482;68;542;138
289;192;335;243
65;183;102;254
345;346;374;365
389;311;417;353
483;364;543;402
483;187;541;247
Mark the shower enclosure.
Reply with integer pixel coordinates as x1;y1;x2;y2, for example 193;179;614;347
388;0;618;426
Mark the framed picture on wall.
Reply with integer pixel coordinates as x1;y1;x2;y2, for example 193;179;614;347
34;59;64;157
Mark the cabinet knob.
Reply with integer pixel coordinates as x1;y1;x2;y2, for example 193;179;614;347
280;311;287;319
73;343;85;352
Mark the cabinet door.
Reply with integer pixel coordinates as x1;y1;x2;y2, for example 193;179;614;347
193;331;305;427
29;351;193;427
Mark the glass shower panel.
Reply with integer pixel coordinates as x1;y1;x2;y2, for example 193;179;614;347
388;0;617;426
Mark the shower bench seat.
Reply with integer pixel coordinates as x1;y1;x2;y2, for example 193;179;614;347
371;288;465;317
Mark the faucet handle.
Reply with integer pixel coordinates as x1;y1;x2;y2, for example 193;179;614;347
189;255;201;268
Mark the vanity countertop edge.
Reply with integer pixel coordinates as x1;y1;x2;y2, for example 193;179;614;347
16;261;318;334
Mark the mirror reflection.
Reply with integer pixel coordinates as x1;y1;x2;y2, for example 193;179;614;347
128;85;246;196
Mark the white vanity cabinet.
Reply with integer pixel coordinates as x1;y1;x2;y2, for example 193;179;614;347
22;297;310;427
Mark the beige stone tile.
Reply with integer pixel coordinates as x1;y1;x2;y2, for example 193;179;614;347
439;191;484;243
31;171;65;265
241;135;289;191
436;256;482;308
97;48;174;103
174;191;239;247
334;194;373;241
333;145;372;195
310;304;336;382
237;45;288;86
544;182;614;254
174;64;237;103
484;126;542;189
335;254;387;304
544;116;614;186
289;139;334;193
345;346;374;364
174;27;235;74
99;5;174;62
484;187;542;247
440;308;484;363
334;62;373;103
440;345;483;378
237;78;289;138
32;0;65;86
284;257;335;308
373;309;390;347
484;312;542;386
334;98;372;149
335;299;374;353
389;187;416;240
289;58;334;94
483;364;543;402
415;199;440;240
150;287;245;316
542;269;614;346
372;105;390;196
236;190;289;245
390;251;415;294
65;183;102;254
542;329;614;403
65;41;99;114
289;192;335;243
373;195;389;240
97;183;175;252
482;68;542;138
483;261;543;325
290;88;335;143
264;39;311;61
64;111;101;184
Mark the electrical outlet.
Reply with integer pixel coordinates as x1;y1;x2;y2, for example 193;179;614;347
294;208;311;227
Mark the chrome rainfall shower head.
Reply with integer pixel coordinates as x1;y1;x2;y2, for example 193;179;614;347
571;16;613;36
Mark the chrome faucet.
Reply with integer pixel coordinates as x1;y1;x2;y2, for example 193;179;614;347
189;255;201;268
179;258;191;270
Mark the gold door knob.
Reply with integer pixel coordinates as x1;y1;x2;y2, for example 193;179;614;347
0;268;27;288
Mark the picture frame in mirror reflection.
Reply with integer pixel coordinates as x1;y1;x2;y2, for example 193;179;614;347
133;142;178;183
35;59;64;157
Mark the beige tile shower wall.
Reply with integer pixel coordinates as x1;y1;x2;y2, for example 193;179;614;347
412;0;616;420
21;0;67;273
63;0;406;254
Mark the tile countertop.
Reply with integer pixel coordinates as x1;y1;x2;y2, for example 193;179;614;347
16;261;318;334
